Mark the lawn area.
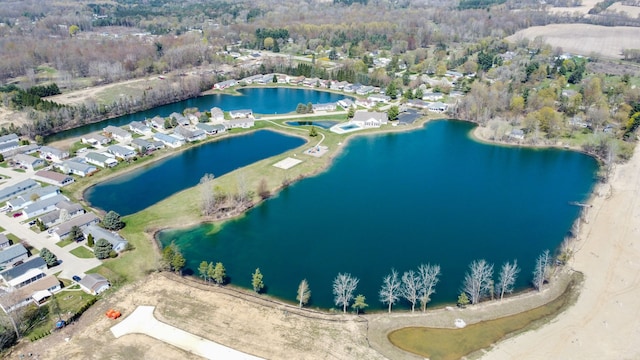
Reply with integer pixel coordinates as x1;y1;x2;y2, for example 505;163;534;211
6;233;20;244
388;277;579;360
70;246;95;259
56;239;74;248
26;291;96;338
0;225;5;232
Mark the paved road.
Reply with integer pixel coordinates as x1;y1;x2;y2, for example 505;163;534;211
111;306;264;360
0;165;102;279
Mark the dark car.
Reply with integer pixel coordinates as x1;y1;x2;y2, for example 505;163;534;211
72;275;82;282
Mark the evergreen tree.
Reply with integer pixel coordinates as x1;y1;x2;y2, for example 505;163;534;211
103;210;124;230
352;294;368;314
199;261;209;282
252;268;264;293
212;262;226;285
171;251;186;274
87;233;94;247
40;247;58;267
309;126;318;137
68;225;83;241
94;239;113;259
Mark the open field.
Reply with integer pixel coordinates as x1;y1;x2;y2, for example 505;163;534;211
608;3;640;17
46;77;162;106
547;0;600;15
507;24;640;59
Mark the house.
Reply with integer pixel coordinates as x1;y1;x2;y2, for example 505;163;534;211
169;112;190;127
6;268;46;289
37;200;85;228
422;92;444;101
368;94;391;103
312;103;337;112
229;109;253;119
337;99;355;109
78;273;110;295
224;119;255;129
85;152;118;168
52;213;100;241
0;134;19;154
0;244;29;269
151;140;165;150
509;129;525;140
407;99;430;109
131;138;155;153
0;275;61;313
146;116;166;130
331;81;349;91
83;225;128;252
38;146;69;162
107;145;136;160
103;126;132;143
196;123;225;135
22;194;68;218
129;121;152;135
153;133;184;148
173;126;206;142
81;133;110;147
0;256;47;284
210;107;225;122
12;154;45;171
55;159;97;177
0;179;39;203
33;170;74;187
355;99;376;108
350;111;389;128
0;234;9;249
7;186;61;211
356;86;376;96
213;79;237;90
17;144;40;155
427;102;448;113
276;74;289;84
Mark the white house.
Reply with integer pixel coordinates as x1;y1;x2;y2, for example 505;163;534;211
85;152;118;168
103;126;132;143
153;133;185;148
55;159;97;177
224;119;255;129
213;79;237;90
12;154;45;171
210;107;225;122
350;111;388;128
0;134;19;154
129;121;152;135
173;126;206;142
52;213;100;241
81;133;110;147
38;146;69;162
33;170;74;187
83;225;128;252
107;145;136;160
0;179;39;203
229;109;253;119
78;273;110;295
22;194;68;218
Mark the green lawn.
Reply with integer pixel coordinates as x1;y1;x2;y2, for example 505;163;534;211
12;168;25;173
6;233;20;244
56;239;74;248
0;226;5;232
27;291;96;337
70;246;95;259
388;277;579;360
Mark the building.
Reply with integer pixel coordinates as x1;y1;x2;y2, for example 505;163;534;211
196;123;225;135
51;213;100;241
427;102;448;113
146;116;166;129
350;111;388;128
81;133;110;147
107;145;136;160
337;99;355;109
37;200;85;228
131;138;155;153
173;126;206;142
0;234;10;249
153;133;185;148
78;273;110;295
33;170;74;187
55;159;97;177
312;103;337;112
210;107;225;122
0;244;29;269
0;179;39;203
7;186;61;211
229;109;253;119
0;134;19;154
368;94;391;103
0;275;61;313
12;153;45;171
38;146;69;162
85;152;119;168
224;119;255;129
213;79;237;90
128;121;152;135
5;268;46;289
83;225;128;252
22;194;68;218
0;256;47;285
104;126;132;143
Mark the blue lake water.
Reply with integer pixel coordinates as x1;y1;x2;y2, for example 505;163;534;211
84;130;305;215
156;120;599;310
46;87;349;142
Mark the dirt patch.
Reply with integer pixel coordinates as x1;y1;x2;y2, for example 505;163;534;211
507;24;640;59
0;107;29;129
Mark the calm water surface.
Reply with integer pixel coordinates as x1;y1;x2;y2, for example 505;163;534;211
157;120;598;310
85;130;305;215
47;88;348;142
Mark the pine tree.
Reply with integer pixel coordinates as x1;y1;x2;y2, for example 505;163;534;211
252;268;264;293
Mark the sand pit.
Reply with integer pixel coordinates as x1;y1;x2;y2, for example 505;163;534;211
507;24;640;59
273;157;302;169
304;145;329;157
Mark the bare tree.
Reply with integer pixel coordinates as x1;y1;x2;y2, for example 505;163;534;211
462;259;494;305
199;173;215;216
379;268;401;313
333;273;359;313
401;270;421;312
533;249;551;291
417;263;441;312
297;279;311;308
496;260;520;301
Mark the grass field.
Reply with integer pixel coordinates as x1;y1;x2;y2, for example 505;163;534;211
70;246;95;259
55;239;74;248
388;276;579;360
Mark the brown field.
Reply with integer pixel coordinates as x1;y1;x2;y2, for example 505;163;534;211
607;3;640;17
546;0;601;15
507;24;640;59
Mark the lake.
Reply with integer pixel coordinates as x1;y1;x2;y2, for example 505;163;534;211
84;130;306;215
46;87;348;143
157;120;599;310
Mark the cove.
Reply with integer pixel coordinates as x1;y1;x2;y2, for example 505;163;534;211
157;120;598;310
84;130;305;215
46;87;348;143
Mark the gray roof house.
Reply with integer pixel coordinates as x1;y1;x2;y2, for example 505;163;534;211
12;153;46;171
147;116;166;129
7;186;61;210
350;111;388;128
33;170;74;187
0;179;39;203
312;103;337;111
0;256;47;283
0;244;29;269
78;273;110;295
0;234;10;249
0;275;61;313
81;133;110;147
196;123;225;135
22;194;68;218
129;121;152;135
83;225;128;252
107;145;136;160
85;152;118;168
210;107;225;122
229;109;253;119
55;159;98;177
104;126;132;143
6;268;46;288
37;200;85;228
174;126;206;142
131;138;155;152
52;213;100;241
224;119;255;129
38;146;69;162
153;133;185;148
169;112;190;127
0;134;19;154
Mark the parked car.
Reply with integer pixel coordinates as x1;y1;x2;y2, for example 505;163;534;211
72;275;82;282
12;212;22;218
